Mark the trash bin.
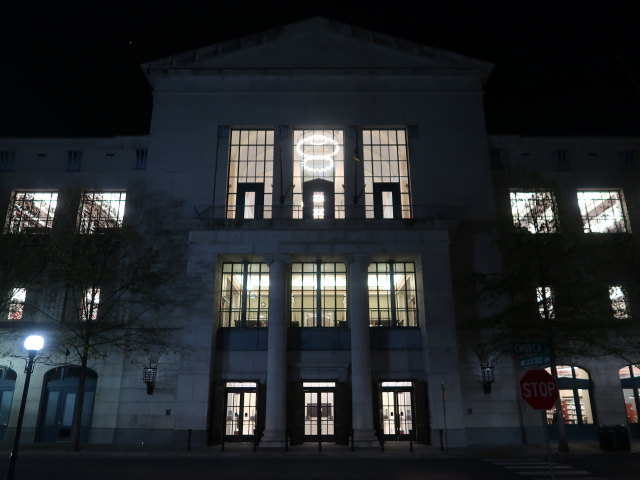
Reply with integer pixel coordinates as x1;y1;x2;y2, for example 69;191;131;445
598;424;630;451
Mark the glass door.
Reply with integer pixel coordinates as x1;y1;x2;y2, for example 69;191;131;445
303;382;335;441
381;381;414;440
224;382;257;442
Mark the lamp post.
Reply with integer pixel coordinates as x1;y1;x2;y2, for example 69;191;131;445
6;335;44;480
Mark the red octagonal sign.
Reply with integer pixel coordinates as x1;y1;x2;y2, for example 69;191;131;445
520;369;559;410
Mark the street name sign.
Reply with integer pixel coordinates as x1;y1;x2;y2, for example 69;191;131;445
519;369;559;410
513;342;550;356
520;354;551;368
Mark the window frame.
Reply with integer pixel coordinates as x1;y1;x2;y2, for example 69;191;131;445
77;191;127;234
509;189;558;233
219;262;270;328
576;189;631;233
3;191;58;234
368;261;418;328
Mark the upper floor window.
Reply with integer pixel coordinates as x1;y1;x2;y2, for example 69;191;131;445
293;130;344;220
363;129;411;219
577;189;630;233
291;262;347;327
609;285;630;319
4;191;58;234
6;288;26;320
509;190;558;233
536;286;555;320
78;192;126;233
220;263;269;327
368;262;417;327
226;130;274;220
81;287;100;321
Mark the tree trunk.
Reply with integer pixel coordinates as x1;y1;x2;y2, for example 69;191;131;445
70;345;90;452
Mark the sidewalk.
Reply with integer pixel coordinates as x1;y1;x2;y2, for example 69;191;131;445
3;440;638;459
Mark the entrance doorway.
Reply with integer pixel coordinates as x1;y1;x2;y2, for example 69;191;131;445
303;382;335;441
381;381;414;440
0;367;17;441
224;381;258;442
37;366;97;442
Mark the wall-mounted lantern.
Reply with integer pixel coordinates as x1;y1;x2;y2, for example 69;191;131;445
143;364;157;395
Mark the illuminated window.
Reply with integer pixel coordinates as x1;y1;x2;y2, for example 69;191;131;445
619;365;640;423
227;130;274;219
224;381;257;439
509;190;558;233
82;288;100;321
545;366;593;425
78;192;126;233
362;129;411;219
6;288;26;320
577;189;630;233
291;262;347;327
536;286;555;320
4;191;58;234
368;262;417;327
220;263;269;327
609;286;630;319
293;130;344;219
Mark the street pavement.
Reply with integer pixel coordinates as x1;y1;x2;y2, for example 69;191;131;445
0;442;638;480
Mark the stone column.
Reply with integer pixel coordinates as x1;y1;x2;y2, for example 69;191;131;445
260;254;291;448
348;254;378;447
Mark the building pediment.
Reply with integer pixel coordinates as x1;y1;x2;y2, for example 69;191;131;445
142;17;493;79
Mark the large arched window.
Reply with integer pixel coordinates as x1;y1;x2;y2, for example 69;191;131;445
545;366;594;425
0;367;17;440
37;366;97;442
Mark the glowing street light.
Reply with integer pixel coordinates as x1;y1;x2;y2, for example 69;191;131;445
6;335;44;480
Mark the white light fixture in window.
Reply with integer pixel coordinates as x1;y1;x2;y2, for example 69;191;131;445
296;134;340;173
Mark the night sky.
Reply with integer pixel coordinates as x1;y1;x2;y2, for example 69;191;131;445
1;1;639;137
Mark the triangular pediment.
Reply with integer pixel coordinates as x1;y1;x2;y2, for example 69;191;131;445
142;17;492;78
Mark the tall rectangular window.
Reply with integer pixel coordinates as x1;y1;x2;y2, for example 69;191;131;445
7;288;26;320
536;286;555;320
609;285;630;319
4;191;58;234
78;192;127;233
291;262;347;327
227;130;274;219
82;287;100;321
368;262;417;327
510;190;558;233
220;263;269;327
362;129;411;219
577;189;630;233
293;130;344;219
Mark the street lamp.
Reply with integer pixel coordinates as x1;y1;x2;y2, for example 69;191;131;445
6;335;44;480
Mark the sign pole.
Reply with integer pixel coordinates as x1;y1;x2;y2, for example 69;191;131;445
540;410;555;480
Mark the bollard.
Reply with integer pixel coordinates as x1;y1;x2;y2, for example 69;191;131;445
187;428;192;451
350;428;355;451
409;437;413;452
439;429;444;452
253;428;257;452
285;429;289;452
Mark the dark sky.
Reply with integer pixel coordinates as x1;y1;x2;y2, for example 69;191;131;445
1;1;639;137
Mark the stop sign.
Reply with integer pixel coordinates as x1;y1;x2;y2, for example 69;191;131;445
520;369;559;410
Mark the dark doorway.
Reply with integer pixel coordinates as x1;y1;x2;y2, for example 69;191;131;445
373;183;401;219
303;179;334;219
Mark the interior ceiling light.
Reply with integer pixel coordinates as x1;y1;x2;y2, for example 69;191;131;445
296;134;339;173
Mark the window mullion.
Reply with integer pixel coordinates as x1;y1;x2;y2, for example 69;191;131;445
316;260;322;328
240;262;249;327
389;261;398;327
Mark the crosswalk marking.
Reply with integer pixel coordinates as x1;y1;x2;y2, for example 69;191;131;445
485;457;607;479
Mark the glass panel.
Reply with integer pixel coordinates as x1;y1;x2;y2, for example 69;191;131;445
363;129;411;219
226;392;241;435
623;388;638;423
220;263;269;327
293;130;344;219
7;287;26;320
382;191;394;219
320;391;334;436
302;382;336;388
44;391;60;426
609;286;630;319
226;381;258;388
81;391;94;426
227;130;274;219
382;391;395;435
396;391;413;435
578;389;594;424
573;367;590;380
61;393;76;426
312;192;325;219
536;286;555;319
577;190;630;233
291;263;317;327
393;263;417;327
305;392;317;436
242;391;257;436
381;381;413;387
620;366;632;379
0;390;14;425
509;190;558;233
368;263;392;327
243;192;255;219
4;191;59;233
78;191;127;233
